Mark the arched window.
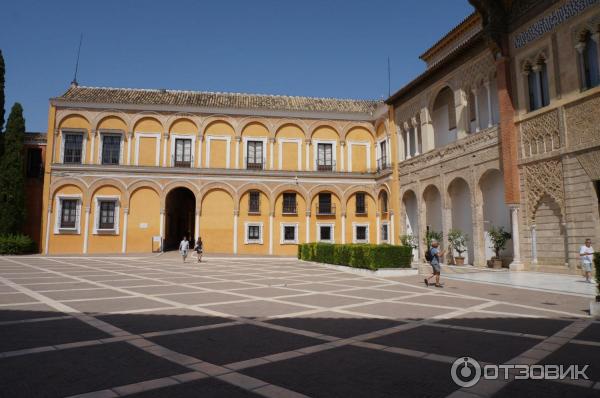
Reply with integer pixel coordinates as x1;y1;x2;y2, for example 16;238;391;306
380;191;388;214
525;58;550;112
578;31;600;89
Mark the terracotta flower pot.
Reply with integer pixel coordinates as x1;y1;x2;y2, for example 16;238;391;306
454;257;465;265
492;258;503;269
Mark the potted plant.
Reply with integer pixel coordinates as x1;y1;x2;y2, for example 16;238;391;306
400;234;418;262
423;230;443;263
488;226;511;269
447;229;468;265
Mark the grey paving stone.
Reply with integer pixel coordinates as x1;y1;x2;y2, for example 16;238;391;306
203;299;309;318
149;323;323;365
156;291;244;305
493;379;600;398
66;297;172;313
574;323;600;343
279;293;367;308
436;312;574;336
124;377;263;398
368;325;540;364
232;287;307;298
0;303;64;322
541;343;600;381
241;345;460;398
350;301;452;320
43;289;130;301
0;293;37;305
0;342;188;397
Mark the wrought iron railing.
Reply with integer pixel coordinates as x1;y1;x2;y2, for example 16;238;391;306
317;203;336;216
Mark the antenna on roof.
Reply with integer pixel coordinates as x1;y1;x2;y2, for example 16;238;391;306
387;57;391;98
71;34;83;88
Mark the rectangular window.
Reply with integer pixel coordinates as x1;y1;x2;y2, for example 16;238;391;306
174;138;192;167
26;148;42;178
282;192;297;214
246;223;263;244
354;224;368;243
318;193;333;215
381;223;389;242
281;223;298;244
356;193;366;214
248;191;260;214
246;141;263;170
317;143;333;171
60;199;78;229
101;134;121;165
63;133;83;164
379;141;388;170
98;201;116;230
318;225;333;242
381;192;388;213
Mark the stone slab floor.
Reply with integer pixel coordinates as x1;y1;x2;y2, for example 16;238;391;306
0;255;598;398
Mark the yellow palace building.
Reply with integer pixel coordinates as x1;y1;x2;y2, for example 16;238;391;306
41;86;397;255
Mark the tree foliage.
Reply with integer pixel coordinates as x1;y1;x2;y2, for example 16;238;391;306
0;103;26;234
0;49;5;157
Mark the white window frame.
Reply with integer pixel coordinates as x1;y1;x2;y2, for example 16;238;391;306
316;222;335;243
243;136;267;169
280;222;299;244
346;140;371;172
380;221;390;244
170;133;196;167
134;132;161;166
205;135;232;168
352;222;370;244
98;130;125;165
60;129;87;165
376;137;390;164
93;195;120;235
313;139;337;171
278;138;302;170
54;194;82;234
244;221;264;244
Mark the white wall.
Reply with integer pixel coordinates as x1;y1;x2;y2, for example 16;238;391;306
424;187;443;235
432;105;457;148
404;192;420;259
481;170;512;261
449;179;474;264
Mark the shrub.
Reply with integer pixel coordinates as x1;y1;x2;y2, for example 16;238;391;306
447;229;468;258
0;234;35;254
298;243;412;270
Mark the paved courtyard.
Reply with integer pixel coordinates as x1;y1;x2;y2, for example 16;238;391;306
0;254;598;398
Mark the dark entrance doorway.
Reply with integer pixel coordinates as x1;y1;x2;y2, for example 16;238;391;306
165;187;196;250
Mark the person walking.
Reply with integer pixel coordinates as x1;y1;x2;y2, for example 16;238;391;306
194;237;203;263
579;238;595;283
179;236;189;263
424;239;446;288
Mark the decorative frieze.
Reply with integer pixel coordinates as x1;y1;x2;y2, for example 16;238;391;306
524;159;565;221
565;92;600;148
520;109;560;158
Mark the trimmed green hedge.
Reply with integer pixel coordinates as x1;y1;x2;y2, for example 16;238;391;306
0;234;35;255
298;243;412;270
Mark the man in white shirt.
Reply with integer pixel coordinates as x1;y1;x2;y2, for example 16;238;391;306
579;238;594;283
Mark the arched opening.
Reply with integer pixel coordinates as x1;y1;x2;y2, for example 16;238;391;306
402;190;419;259
164;187;196;250
480;170;512;263
534;195;566;266
432;87;457;148
448;178;474;264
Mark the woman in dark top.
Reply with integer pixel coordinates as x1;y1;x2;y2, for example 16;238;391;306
194;237;203;263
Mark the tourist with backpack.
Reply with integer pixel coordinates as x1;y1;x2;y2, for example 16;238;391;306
424;239;445;288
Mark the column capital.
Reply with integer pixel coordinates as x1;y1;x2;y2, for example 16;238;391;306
54;128;60;136
376;211;381;218
410;117;419;128
269;211;275;217
91;129;98;136
339;140;346;146
591;32;599;43
508;203;520;211
531;63;542;72
162;132;169;139
268;137;276;144
341;212;347;218
233;209;240;216
127;131;134;138
304;138;312;145
305;210;311;217
160;208;165;215
195;208;201;216
234;136;242;142
575;41;586;53
197;134;203;141
84;206;91;214
483;80;491;89
123;207;130;215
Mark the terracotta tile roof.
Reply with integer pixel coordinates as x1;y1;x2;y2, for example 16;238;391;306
54;86;381;115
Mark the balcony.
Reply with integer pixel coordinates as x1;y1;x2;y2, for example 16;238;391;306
355;203;368;216
282;204;298;215
317;161;336;172
316;203;336;216
172;154;193;168
376;157;390;172
245;157;265;170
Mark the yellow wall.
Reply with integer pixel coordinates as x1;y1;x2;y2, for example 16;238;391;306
48;185;84;254
273;191;307;255
347;127;374;173
138;137;157;166
309;193;342;243
237;190;270;255
200;189;234;253
88;186;124;254
205;121;234;168
135;118;163;166
346;193;376;243
209;139;228;168
127;188;161;253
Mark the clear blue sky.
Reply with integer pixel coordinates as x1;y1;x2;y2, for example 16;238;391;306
1;0;473;132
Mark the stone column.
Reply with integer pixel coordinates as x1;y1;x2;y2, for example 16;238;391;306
472;202;485;267
89;129;97;164
233;210;239;254
341;212;346;244
376;212;381;244
506;205;524;270
397;126;406;161
44;207;52;255
339;140;346;171
419;108;435;152
532;64;543;109
405;127;411;159
484;80;493;127
454;88;469;139
305;139;311;171
196;135;203;168
390;211;395;245
194;209;200;241
268;212;274;255
159;208;165;251
82;206;91;254
269;138;275;170
162;133;169;167
418;201;427;264
53;129;60;163
593;33;600;75
441;206;452;264
530;223;538;265
122;207;129;253
127;131;134;165
305;211;311;243
411;119;420;156
234;136;241;169
471;88;481;132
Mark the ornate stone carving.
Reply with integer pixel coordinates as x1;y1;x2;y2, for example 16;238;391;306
524;159;565;221
576;149;600;180
519;109;560;158
565;92;600;148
